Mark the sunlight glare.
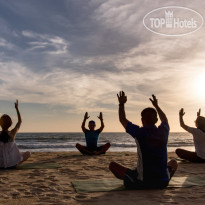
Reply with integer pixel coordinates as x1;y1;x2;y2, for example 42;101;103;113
193;74;205;101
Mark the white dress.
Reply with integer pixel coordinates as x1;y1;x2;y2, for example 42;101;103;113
0;126;22;168
187;127;205;159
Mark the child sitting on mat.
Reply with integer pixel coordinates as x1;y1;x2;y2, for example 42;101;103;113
0;100;31;169
176;108;205;162
109;91;177;189
76;112;110;155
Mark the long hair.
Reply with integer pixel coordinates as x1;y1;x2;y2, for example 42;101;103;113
0;130;10;143
0;114;12;143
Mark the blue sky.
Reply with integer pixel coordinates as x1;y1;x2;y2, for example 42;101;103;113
0;0;205;132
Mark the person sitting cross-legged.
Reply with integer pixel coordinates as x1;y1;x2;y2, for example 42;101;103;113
76;112;110;155
176;108;205;162
109;91;178;189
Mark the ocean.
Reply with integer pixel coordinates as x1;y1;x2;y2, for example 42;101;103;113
15;132;195;152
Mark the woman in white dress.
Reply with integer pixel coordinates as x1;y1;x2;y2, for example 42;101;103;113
0;100;31;168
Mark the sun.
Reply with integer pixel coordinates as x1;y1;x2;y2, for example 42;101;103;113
193;74;205;101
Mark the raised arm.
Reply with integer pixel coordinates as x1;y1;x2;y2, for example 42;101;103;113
117;91;128;129
179;108;189;131
81;112;89;133
197;108;201;117
97;112;104;133
10;100;22;139
149;94;168;123
15;100;22;128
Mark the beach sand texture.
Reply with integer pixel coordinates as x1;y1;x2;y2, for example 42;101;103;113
0;152;205;205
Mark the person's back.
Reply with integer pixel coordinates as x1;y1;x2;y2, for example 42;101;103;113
188;127;205;159
138;125;169;182
0;131;22;168
176;109;205;162
125;108;170;187
109;92;177;189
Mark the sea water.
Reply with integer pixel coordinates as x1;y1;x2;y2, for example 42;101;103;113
15;132;195;152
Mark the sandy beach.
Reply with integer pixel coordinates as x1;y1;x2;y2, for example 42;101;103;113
0;152;205;205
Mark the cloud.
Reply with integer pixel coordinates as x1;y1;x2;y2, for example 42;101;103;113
0;0;205;123
22;30;69;55
0;37;14;49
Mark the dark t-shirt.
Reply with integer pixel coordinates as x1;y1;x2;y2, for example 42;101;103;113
126;121;170;183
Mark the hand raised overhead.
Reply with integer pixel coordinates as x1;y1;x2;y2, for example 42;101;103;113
117;91;127;104
84;112;90;120
97;112;103;120
179;108;185;117
197;108;201;117
15;100;19;109
149;95;158;107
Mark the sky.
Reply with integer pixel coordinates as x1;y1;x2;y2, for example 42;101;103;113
0;0;205;132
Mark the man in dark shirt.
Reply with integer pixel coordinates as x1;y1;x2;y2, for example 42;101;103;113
76;112;110;155
109;91;178;189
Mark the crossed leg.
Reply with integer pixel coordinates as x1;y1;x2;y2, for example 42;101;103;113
75;143;93;155
176;148;205;163
19;151;31;164
167;159;178;178
95;142;111;155
76;143;111;155
109;161;127;180
109;159;178;180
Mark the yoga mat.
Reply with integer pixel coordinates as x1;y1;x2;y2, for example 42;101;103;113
175;159;205;164
72;176;205;193
16;162;61;169
175;158;192;164
72;179;124;193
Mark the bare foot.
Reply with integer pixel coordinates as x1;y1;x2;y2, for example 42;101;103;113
93;151;99;155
